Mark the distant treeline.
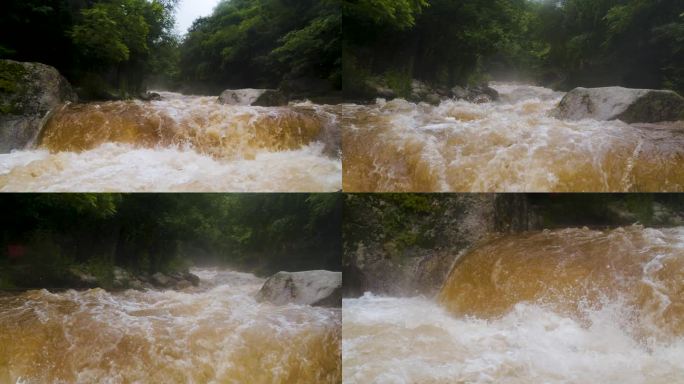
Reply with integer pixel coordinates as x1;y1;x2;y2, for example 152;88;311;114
0;194;341;289
343;0;684;95
0;0;341;99
0;0;180;99
179;0;341;95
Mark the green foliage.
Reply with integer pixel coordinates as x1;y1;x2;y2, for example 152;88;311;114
0;194;341;289
344;194;437;263
343;0;532;94
343;0;684;94
179;0;341;93
528;0;684;92
342;0;428;30
0;0;180;99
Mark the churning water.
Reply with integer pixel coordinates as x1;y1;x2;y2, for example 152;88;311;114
343;226;684;383
343;83;684;192
0;268;341;383
0;93;341;192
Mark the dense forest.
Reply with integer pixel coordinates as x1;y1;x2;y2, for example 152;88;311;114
0;0;180;99
343;0;684;97
179;0;341;95
0;0;340;99
0;194;341;289
2;1;680;101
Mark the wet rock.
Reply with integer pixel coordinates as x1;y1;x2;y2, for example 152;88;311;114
343;194;538;297
151;272;171;288
450;86;469;99
217;89;268;105
112;267;132;289
408;80;441;105
139;91;161;101
553;87;684;123
252;89;288;107
183;271;200;286
0;60;76;152
469;85;500;103
68;267;98;288
256;270;342;307
450;85;500;103
128;279;146;290
174;279;192;290
364;78;396;99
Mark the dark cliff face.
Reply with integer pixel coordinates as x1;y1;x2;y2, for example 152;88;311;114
343;194;503;297
343;194;684;298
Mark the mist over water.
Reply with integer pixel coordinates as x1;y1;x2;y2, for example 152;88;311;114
343;226;684;383
343;83;684;192
0;93;341;192
0;268;341;383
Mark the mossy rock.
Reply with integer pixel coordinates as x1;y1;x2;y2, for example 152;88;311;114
0;60;29;114
0;59;76;152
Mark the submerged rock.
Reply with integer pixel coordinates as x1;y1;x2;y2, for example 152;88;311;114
553;87;684;123
139;91;161;101
450;85;500;103
0;60;76;152
256;270;342;307
67;267;99;288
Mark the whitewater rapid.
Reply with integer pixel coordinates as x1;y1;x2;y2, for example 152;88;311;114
0;268;341;383
343;226;684;383
343;83;684;192
0;92;341;192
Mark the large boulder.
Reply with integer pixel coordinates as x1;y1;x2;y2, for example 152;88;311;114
0;60;76;152
342;194;537;297
256;270;342;307
217;88;288;106
252;89;288;106
450;85;500;103
217;88;268;105
408;79;441;105
553;86;684;123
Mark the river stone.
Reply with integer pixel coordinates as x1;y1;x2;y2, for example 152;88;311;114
364;78;396;99
217;88;268;106
252;89;288;107
0;60;76;153
151;272;171;287
553;87;684;123
183;271;200;286
256;270;342;307
68;267;99;288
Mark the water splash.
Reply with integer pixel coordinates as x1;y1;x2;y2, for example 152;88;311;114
0;92;341;192
343;83;684;192
0;268;341;383
343;226;684;383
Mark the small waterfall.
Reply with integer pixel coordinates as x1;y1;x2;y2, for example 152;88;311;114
343;226;684;383
0;93;343;192
0;268;341;383
343;83;684;192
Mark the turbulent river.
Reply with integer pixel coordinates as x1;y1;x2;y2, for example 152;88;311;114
343;83;684;192
343;226;684;383
0;92;341;192
0;268;341;383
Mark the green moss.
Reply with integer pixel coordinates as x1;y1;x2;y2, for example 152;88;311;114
0;61;29;115
383;70;412;98
0;61;27;94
